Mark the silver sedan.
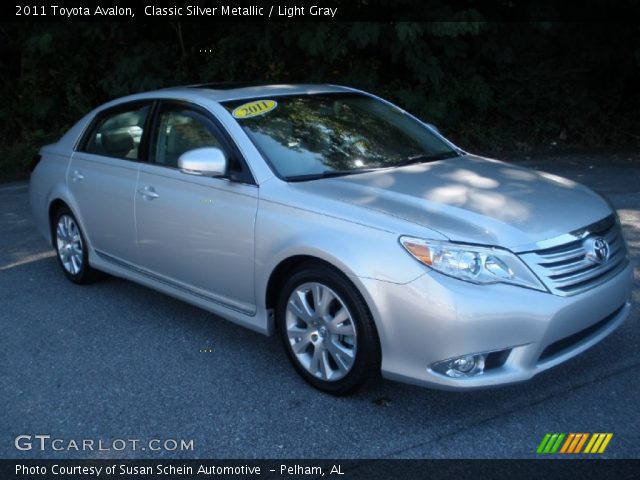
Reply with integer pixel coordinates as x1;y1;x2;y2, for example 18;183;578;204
30;84;634;394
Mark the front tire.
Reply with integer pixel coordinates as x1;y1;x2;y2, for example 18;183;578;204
276;265;381;395
53;206;99;284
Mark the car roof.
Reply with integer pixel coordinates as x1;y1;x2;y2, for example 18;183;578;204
89;83;365;117
159;83;356;102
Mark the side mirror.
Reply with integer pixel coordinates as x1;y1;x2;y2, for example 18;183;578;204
178;147;227;177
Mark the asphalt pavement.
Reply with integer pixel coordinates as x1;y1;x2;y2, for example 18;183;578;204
1;151;638;459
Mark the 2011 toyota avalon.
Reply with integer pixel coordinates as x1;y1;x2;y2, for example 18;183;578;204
30;84;633;394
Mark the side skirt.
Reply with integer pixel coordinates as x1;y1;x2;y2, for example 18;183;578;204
91;249;270;336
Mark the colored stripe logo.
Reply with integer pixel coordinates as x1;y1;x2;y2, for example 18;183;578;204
537;433;613;454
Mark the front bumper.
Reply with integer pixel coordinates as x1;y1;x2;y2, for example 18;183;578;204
358;262;633;390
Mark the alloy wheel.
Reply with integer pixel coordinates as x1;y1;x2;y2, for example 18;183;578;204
56;214;84;275
285;282;358;381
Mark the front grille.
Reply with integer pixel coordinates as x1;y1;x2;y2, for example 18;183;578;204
519;215;629;296
538;304;625;362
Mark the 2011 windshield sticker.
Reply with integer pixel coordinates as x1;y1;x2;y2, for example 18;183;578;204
232;100;277;119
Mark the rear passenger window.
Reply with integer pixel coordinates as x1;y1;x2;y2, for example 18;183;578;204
82;104;150;160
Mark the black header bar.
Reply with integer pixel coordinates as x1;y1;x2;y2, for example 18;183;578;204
6;0;640;22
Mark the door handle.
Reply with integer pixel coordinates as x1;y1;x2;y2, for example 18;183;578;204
138;186;159;200
71;170;84;182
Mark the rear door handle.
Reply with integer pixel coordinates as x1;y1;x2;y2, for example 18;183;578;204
71;170;84;182
138;186;159;200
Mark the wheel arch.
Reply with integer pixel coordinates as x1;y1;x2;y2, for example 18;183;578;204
48;198;71;247
266;255;331;313
264;254;381;342
45;182;92;251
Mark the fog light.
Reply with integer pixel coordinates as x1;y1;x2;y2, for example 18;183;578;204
431;353;486;378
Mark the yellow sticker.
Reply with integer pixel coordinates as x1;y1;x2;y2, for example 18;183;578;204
232;99;277;119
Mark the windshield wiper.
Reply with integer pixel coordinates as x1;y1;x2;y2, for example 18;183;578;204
286;168;380;182
395;151;460;167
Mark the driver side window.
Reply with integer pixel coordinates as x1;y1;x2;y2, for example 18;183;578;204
152;107;223;168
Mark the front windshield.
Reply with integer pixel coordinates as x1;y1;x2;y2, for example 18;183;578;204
223;93;458;180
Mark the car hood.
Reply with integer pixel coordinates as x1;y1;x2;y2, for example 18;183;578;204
290;155;612;250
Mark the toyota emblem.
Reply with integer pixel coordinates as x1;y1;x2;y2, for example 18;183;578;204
585;237;610;264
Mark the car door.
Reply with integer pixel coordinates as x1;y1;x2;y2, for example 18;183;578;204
69;101;152;264
135;101;258;314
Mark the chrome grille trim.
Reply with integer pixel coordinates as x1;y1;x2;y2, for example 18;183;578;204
519;215;629;296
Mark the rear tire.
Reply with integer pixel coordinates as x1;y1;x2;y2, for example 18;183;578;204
276;264;381;395
52;206;99;284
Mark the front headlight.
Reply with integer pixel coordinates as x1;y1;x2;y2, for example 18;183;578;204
399;236;546;291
